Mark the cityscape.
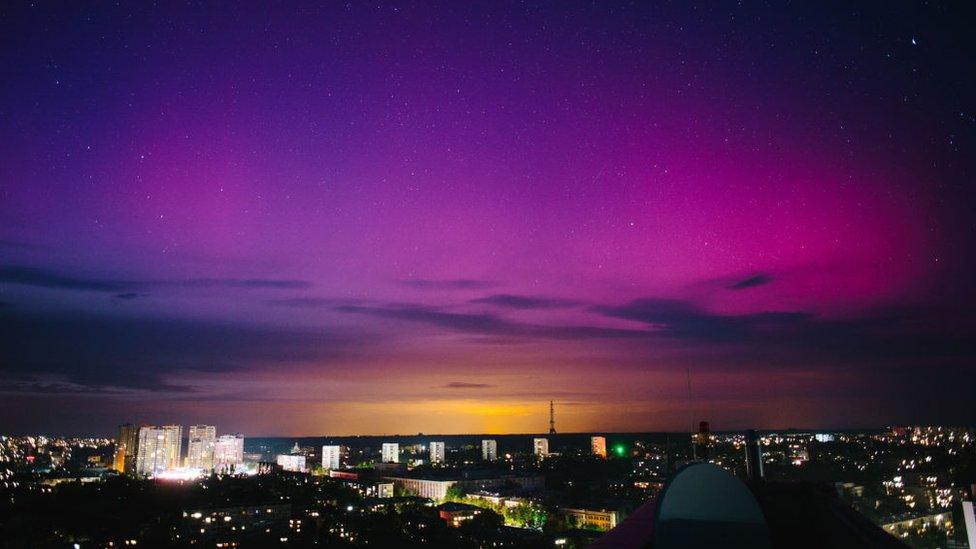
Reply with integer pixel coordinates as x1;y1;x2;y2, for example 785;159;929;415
2;416;976;547
2;1;975;548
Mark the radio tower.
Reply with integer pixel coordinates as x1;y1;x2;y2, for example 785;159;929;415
549;400;557;435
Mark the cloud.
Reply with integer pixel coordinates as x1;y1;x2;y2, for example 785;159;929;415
470;294;579;309
398;278;498;290
335;303;647;340
729;274;773;290
0;266;129;292
177;278;310;289
114;292;142;300
0;309;361;395
0;265;311;293
442;381;494;389
592;298;976;366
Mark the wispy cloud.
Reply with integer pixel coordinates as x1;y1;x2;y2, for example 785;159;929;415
470;294;579;309
335;303;647;340
442;381;494;389
0;309;361;395
0;265;310;293
729;273;773;290
0;266;129;292
398;278;498;290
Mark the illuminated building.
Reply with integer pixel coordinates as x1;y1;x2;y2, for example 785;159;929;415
439;502;485;527
214;434;245;473
322;445;342;470
114;423;140;473
276;454;307;472
591;436;607;458
693;421;711;460
430;441;445;464
482;439;497;461
383;471;544;500
560;507;621;531
136;425;182;476
381;442;399;463
533;437;549;457
186;425;216;470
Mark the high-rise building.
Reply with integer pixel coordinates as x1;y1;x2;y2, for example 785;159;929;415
277;454;307;472
136;425;182;476
693;421;711;460
429;441;445;464
214;434;245;473
482;439;497;461
322;445;342;470
591;436;607;458
381;443;399;463
114;423;140;473
533;437;549;457
186;425;216;470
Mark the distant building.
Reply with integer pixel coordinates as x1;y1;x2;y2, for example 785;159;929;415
533;438;549;457
963;500;976;549
561;506;621;531
693;421;711;460
186;425;216;470
322;445;343;470
439;502;486;527
482;439;497;461
136;425;182;476
430;441;446;464
815;433;835;443
114;423;140;473
381;443;399;463
383;470;544;500
591;436;607;458
276;454;307;472
214;434;245;473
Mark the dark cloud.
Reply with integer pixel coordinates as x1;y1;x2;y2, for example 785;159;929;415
178;278;310;289
398;278;498;290
0;309;360;395
470;294;579;309
114;292;142;300
729;274;773;290
335;303;647;340
0;265;311;293
592;298;976;366
442;381;494;389
0;266;129;292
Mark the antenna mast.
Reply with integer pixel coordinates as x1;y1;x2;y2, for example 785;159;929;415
549;400;556;435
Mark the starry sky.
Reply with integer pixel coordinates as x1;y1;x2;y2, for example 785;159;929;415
1;2;974;436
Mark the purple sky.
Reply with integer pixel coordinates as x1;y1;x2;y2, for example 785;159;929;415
1;2;974;435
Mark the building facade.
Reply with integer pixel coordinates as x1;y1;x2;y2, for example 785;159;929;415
482;439;497;461
383;473;544;500
186;425;216;470
214;434;245;473
114;423;140;473
560;507;621;531
533;438;549;457
591;436;607;458
276;454;307;472
136;425;182;476
381;442;399;463
430;441;445;464
322;445;342;470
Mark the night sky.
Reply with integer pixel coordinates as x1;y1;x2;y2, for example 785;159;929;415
1;2;974;436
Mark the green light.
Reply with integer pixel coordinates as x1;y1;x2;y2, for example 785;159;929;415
614;445;626;456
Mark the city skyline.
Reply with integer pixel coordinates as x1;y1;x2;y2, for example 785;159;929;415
2;2;975;436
